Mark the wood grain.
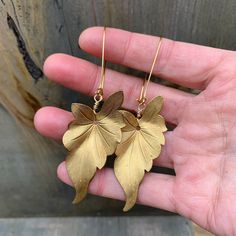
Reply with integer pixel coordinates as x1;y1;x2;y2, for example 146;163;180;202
0;217;193;236
1;0;236;218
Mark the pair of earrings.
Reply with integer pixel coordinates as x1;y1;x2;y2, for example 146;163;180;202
63;27;167;211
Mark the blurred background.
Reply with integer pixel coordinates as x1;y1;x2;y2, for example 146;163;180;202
1;0;236;235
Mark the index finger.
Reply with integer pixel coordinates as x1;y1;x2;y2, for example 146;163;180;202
79;27;232;89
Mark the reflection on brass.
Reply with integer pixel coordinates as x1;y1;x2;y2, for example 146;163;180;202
115;96;167;211
63;91;124;204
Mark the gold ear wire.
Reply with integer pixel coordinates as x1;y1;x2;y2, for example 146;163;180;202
98;26;106;93
94;27;107;112
137;37;163;118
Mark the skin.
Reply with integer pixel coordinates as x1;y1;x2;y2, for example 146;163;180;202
34;27;236;235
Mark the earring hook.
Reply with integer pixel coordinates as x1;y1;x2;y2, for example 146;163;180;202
94;27;106;112
99;26;106;93
137;37;163;118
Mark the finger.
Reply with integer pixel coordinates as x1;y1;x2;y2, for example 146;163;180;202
44;54;193;125
34;106;173;169
34;106;73;141
79;27;231;89
57;162;176;213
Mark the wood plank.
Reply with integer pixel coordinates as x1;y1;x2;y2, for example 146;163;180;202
0;0;73;126
0;216;193;236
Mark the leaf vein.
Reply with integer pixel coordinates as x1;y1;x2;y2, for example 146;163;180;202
97;125;110;150
140;131;158;153
99;123;117;137
138;133;149;166
71;125;93;141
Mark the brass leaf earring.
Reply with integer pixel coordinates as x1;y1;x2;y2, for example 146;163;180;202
114;38;167;211
63;27;124;204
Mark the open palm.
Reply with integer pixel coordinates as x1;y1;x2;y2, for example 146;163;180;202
35;27;236;235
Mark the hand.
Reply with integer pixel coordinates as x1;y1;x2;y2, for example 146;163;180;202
34;27;236;235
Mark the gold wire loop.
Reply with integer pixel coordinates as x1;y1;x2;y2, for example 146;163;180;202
95;88;103;97
93;27;106;112
137;78;147;105
93;93;103;112
137;102;146;118
137;37;163;117
94;93;103;103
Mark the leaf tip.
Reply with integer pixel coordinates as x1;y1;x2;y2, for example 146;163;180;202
113;90;124;96
156;95;164;102
122;190;138;212
112;91;124;107
62;131;71;150
72;191;87;204
123;200;136;212
122;207;129;212
71;182;89;204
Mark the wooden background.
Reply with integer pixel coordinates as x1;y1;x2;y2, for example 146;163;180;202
1;0;236;218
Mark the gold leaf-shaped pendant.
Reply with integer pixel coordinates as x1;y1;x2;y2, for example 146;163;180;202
114;96;167;211
63;91;124;204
